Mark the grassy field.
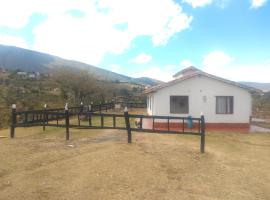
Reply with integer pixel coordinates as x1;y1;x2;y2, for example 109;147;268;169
0;126;269;200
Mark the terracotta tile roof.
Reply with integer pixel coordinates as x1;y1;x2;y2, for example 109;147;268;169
172;66;200;78
144;67;262;94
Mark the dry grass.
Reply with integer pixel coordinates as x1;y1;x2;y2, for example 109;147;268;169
0;127;269;200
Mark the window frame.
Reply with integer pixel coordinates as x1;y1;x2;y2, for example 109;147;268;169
216;96;234;114
170;95;189;114
149;96;151;110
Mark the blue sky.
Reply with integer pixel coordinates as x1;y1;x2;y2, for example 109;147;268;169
0;0;269;82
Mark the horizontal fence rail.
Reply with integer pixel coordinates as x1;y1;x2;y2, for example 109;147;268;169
11;101;147;125
10;103;205;153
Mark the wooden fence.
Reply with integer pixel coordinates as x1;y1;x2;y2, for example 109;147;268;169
10;103;205;153
252;110;270;119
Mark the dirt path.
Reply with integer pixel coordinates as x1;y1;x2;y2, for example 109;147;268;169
250;125;270;133
0;127;270;200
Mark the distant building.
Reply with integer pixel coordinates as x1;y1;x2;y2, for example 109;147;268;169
17;71;27;76
17;71;40;79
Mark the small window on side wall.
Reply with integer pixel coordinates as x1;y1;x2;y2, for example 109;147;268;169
170;96;189;114
216;96;234;114
148;96;151;110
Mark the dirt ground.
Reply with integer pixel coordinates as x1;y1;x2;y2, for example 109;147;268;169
0;127;270;200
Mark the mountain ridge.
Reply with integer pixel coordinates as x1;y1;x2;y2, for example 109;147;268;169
0;44;163;86
239;82;270;92
1;44;269;90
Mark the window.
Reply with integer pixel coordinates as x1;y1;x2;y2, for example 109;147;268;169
170;96;189;114
216;96;233;114
148;96;152;110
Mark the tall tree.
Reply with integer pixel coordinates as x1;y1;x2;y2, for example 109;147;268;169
53;68;98;104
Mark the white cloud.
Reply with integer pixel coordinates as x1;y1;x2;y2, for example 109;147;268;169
183;0;213;8
201;51;270;82
203;63;270;82
202;50;234;79
32;12;132;65
0;0;191;65
109;64;121;73
98;0;192;46
183;0;230;8
216;0;230;8
0;0;34;29
131;67;173;82
251;0;268;8
180;59;194;67
131;59;270;83
0;0;83;29
164;65;178;71
130;53;152;64
203;51;234;68
0;34;28;48
131;64;181;82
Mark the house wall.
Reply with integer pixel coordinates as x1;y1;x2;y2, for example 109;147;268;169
147;75;252;123
147;95;154;115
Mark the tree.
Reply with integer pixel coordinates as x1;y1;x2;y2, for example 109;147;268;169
53;68;98;104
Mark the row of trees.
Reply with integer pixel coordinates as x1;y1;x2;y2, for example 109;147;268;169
53;68;97;104
0;67;146;128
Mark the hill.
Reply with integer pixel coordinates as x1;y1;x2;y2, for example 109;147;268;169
0;44;162;86
240;82;270;92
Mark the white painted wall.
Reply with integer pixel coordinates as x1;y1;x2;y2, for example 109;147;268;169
147;75;252;123
147;95;154;115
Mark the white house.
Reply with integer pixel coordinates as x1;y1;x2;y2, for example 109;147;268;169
145;66;260;130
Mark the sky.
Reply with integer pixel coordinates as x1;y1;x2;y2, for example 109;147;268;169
0;0;269;82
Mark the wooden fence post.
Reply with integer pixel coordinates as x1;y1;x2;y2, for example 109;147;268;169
88;105;92;126
200;115;205;153
105;101;108;112
43;104;47;131
78;114;80;126
101;114;104;127
78;102;83;126
24;113;28;123
65;103;70;140
56;110;59;125
124;107;132;143
10;104;16;138
88;104;92;112
80;101;84;113
113;115;116;128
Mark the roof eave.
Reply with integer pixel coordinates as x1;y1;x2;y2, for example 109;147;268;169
144;72;264;95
